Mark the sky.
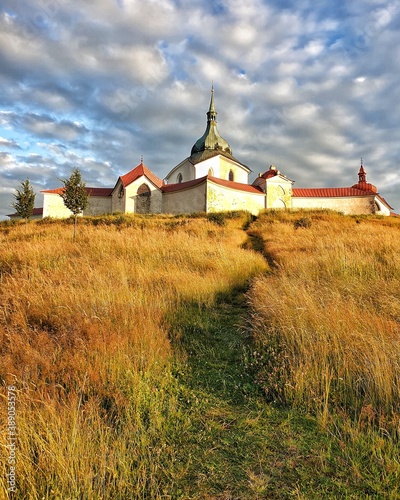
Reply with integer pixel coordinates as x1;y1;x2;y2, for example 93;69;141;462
1;0;400;218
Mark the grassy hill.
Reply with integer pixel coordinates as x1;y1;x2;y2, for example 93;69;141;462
1;211;399;499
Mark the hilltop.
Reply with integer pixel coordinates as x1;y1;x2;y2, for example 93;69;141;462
1;210;399;499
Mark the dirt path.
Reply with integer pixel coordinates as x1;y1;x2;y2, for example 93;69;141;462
170;284;339;499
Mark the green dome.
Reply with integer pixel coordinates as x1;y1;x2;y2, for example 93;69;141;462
190;87;232;156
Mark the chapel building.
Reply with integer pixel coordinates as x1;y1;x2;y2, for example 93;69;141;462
34;88;394;218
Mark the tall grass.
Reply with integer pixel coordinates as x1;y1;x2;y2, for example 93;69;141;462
0;214;266;498
3;210;399;497
247;211;400;430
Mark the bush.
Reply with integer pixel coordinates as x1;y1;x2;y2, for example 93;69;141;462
206;212;227;226
293;217;311;229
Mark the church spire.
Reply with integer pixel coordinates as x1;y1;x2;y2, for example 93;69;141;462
358;158;366;182
207;84;217;123
352;159;377;193
190;86;232;157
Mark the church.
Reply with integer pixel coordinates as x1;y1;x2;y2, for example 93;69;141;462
38;88;393;219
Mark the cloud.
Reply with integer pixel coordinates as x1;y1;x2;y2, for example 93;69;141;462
0;0;399;219
0;137;21;149
21;114;88;141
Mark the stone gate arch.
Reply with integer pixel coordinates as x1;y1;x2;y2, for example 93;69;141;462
136;183;151;213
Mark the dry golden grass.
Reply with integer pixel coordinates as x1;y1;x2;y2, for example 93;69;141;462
248;211;400;429
2;210;399;497
0;215;267;498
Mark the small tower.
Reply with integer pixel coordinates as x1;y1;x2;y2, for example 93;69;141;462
358;158;367;183
252;165;294;208
352;160;377;193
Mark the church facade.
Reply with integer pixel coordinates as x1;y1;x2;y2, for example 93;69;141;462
38;88;393;219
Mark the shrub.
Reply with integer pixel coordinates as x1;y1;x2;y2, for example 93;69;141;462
293;217;311;229
206;212;227;226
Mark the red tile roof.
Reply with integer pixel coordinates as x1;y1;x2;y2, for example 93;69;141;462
119;163;163;189
7;207;43;217
42;163;164;198
261;170;278;179
162;175;264;194
351;181;377;192
258;166;293;182
41;187;65;195
86;187;113;196
292;187;377;198
41;187;113;197
293;187;393;210
162;176;207;193
208;175;264;194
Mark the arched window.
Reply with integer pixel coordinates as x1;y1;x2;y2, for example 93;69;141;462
228;170;234;182
136;183;151;214
177;173;183;183
118;185;124;199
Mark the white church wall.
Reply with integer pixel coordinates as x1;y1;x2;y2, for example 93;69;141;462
163;183;207;214
112;180;125;213
43;193;73;218
219;156;249;184
374;199;391;216
193;156;249;183
124;177;162;214
195;156;221;178
206;182;265;215
85;197;112;216
165;159;195;184
149;188;163;213
43;193;112;218
265;177;293;209
292;195;375;215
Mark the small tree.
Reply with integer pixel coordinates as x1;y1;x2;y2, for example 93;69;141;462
59;168;89;239
12;179;36;222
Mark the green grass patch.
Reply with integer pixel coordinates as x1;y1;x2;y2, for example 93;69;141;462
163;284;395;498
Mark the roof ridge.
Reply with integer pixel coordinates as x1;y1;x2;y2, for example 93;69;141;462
119;163;163;189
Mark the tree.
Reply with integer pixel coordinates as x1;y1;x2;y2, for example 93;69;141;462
12;179;36;222
59;168;89;239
